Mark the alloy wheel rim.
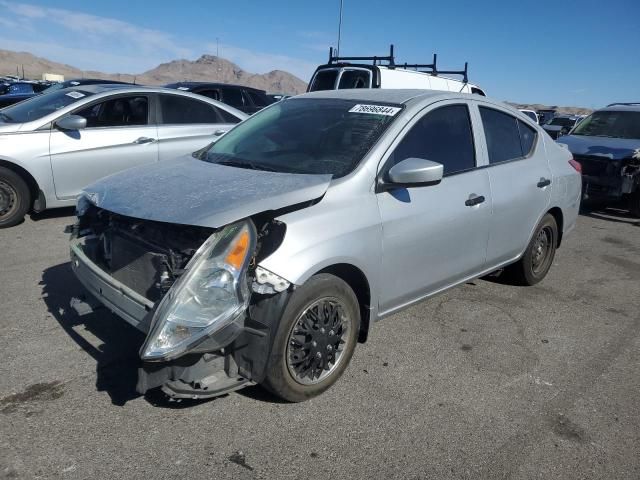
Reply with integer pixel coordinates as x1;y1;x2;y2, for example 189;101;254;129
286;297;351;385
531;226;552;274
0;180;17;218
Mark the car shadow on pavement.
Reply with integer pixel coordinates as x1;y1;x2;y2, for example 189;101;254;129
41;262;146;406
579;198;640;225
30;207;76;222
580;206;640;226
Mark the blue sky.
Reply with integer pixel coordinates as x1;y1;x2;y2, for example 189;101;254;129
0;0;638;107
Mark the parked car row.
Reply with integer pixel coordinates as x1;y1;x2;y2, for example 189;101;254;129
0;85;246;227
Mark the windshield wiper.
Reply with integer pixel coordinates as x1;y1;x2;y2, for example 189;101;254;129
215;160;279;172
0;112;12;122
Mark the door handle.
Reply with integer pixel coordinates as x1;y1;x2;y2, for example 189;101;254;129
133;137;155;144
537;178;552;188
213;129;227;136
465;194;485;207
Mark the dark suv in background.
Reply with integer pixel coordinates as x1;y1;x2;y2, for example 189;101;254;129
543;115;582;139
165;82;274;114
557;103;640;216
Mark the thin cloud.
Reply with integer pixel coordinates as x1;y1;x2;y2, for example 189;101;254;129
206;44;317;81
0;1;316;79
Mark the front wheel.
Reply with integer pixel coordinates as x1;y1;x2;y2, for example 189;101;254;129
0;167;31;228
506;213;558;286
261;273;360;402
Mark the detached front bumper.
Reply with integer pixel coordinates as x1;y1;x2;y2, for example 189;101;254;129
69;235;253;399
70;236;154;333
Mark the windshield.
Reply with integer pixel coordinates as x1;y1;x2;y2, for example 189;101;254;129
203;98;401;177
549;117;575;127
0;89;92;123
309;70;338;91
571;110;640;139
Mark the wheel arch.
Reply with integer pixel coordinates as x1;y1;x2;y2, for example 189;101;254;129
0;159;40;209
316;263;372;343
547;206;564;247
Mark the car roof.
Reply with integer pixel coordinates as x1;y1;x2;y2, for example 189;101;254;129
293;88;450;104
166;82;266;93
599;104;640;112
59;84;193;94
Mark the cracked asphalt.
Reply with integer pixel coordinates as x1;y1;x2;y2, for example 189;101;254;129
1;206;639;479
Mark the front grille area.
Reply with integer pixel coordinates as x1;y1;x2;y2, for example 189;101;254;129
574;155;618;178
77;208;214;302
109;232;168;302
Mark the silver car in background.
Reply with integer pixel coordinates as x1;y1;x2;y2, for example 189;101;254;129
70;89;582;403
0;85;246;227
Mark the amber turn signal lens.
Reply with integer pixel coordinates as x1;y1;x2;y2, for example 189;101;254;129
225;230;250;270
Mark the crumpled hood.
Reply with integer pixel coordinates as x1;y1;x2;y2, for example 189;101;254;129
557;134;640;161
82;156;332;228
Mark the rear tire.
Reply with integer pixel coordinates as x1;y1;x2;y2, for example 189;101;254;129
506;214;558;286
261;273;360;402
0;167;30;228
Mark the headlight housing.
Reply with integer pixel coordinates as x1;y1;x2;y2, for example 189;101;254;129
141;220;256;361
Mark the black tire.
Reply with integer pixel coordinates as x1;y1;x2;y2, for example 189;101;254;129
0;167;30;228
629;190;640;218
261;273;360;402
506;213;558;286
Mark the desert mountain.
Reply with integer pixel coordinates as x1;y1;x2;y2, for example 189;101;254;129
1;49;596;113
0;49;308;94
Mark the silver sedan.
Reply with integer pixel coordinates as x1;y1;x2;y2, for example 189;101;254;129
70;89;582;402
0;85;247;227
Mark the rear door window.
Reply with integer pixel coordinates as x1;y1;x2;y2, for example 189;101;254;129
479;107;525;164
389;104;476;175
244;90;270;107
197;89;221;101
159;94;238;124
338;69;371;89
220;88;244;108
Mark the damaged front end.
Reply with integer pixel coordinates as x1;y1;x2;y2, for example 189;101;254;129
70;203;291;400
576;151;640;201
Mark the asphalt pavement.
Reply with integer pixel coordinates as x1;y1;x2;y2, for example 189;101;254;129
1;206;639;479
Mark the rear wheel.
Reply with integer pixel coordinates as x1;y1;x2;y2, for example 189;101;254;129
261;274;360;402
0;167;30;228
506;214;558;286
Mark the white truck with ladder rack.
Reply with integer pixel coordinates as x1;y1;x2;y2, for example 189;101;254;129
308;44;486;95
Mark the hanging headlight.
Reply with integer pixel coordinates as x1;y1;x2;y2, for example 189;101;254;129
141;220;256;361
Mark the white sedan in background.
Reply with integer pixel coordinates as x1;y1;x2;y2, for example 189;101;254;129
0;85;246;227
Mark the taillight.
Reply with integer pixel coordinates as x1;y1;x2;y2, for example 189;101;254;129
569;158;582;173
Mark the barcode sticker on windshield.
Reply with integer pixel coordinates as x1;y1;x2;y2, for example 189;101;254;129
65;91;85;99
349;104;401;116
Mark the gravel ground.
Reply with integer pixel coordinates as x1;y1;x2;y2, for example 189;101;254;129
1;206;639;479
